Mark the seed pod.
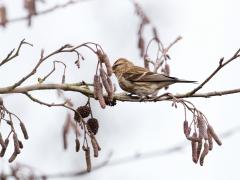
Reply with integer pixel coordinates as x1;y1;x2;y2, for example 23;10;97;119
0;138;9;157
207;128;213;150
0;6;7;27
197;117;208;140
87;118;99;135
90;135;99;157
20;122;29;140
191;132;198;163
75;138;80;152
8;151;18;163
74;106;91;121
0;132;5;149
84;147;91;172
200;142;209;166
196;140;202;162
13;134;20;154
100;67;113;100
207;125;222;146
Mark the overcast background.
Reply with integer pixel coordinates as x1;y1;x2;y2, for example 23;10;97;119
0;0;240;179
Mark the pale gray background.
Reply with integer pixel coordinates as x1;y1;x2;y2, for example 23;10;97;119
0;0;240;179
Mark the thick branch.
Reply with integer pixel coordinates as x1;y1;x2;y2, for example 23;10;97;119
1;83;240;102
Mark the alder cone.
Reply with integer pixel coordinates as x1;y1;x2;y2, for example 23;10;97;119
87;118;99;135
74;106;91;122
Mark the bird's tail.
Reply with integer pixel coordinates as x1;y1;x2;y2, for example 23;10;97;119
175;79;197;83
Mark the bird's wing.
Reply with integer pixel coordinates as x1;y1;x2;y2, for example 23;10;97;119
123;66;177;82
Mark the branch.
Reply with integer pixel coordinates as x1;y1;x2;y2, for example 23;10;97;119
7;0;89;25
1;83;240;102
188;48;240;96
0;39;33;66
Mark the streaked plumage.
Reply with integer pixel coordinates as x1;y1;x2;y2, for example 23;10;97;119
112;58;196;97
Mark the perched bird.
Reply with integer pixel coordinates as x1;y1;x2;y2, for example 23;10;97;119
112;58;196;98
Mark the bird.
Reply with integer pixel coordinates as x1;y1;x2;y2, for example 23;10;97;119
112;58;196;98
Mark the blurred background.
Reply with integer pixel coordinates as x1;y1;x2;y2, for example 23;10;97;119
0;0;240;179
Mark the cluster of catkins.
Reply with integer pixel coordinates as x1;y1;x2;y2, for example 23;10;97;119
93;50;115;108
183;113;222;166
0;0;36;27
0;98;29;163
63;103;100;172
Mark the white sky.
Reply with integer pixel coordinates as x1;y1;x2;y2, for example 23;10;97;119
0;0;240;179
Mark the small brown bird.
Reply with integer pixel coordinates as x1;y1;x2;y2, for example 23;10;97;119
112;58;196;98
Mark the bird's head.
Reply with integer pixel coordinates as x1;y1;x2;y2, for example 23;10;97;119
112;58;134;77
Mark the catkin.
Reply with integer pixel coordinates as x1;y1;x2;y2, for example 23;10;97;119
84;147;91;172
191;132;198;163
75;138;80;152
0;139;9;157
20;122;29;140
91;135;99;157
200;142;209;166
207;125;222;146
100;67;113;100
8;151;18;163
196;140;202;162
13;134;20;154
197;117;208;140
0;6;7;27
207;128;213;150
93;75;106;108
0;133;5;149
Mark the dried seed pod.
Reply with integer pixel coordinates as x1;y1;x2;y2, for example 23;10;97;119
200;142;209;166
207;128;213;150
97;50;112;76
0;132;6;149
0;6;7;27
87;118;99;135
84;147;91;172
20;122;29;140
74;106;91;121
197;117;208;140
18;140;23;149
0;138;9;157
100;67;113;100
90;135;99;157
13;134;20;154
8;151;18;163
75;138;80;152
207;125;222;146
191;132;198;163
196;140;202;162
